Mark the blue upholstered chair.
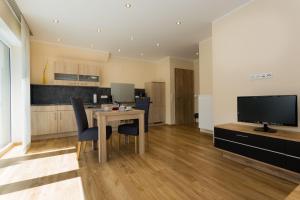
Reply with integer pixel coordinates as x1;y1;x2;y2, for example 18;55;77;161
70;97;112;159
118;97;150;153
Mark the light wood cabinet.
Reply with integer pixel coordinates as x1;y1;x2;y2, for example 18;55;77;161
85;109;93;128
54;60;78;74
31;106;96;137
31;106;58;135
53;60;100;86
79;63;99;76
58;111;77;133
145;82;165;124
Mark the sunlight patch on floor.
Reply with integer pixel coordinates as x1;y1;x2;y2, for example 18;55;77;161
0;177;85;200
0;152;78;186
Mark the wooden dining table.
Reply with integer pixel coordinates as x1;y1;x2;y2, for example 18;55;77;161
93;109;145;164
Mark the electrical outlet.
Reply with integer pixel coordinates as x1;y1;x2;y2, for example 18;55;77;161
250;72;272;80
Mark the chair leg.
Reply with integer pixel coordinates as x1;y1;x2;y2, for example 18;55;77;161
77;142;82;160
83;141;87;152
135;136;138;154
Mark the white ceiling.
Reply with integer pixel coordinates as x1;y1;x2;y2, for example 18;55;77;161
16;0;250;60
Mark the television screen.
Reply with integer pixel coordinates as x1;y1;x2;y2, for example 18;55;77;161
237;95;298;127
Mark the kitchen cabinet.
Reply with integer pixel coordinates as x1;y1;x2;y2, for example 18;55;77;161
53;60;100;86
31;106;58;135
31;105;96;138
145;82;165;124
57;110;77;133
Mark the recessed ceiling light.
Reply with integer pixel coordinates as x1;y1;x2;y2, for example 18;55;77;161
57;38;61;42
125;3;131;8
156;43;160;47
53;19;59;24
130;36;134;41
97;28;101;33
90;44;94;48
140;53;144;56
118;48;121;52
176;21;182;25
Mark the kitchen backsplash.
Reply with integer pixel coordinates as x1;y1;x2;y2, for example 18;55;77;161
31;84;145;105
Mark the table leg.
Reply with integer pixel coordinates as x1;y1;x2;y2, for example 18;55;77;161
138;113;145;155
99;115;107;164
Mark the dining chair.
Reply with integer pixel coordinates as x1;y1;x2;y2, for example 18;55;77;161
118;97;150;153
70;97;113;160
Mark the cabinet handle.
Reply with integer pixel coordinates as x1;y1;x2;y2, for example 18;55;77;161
236;134;248;138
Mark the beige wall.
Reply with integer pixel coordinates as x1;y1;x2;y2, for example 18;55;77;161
194;59;199;112
213;0;300;132
199;38;213;95
30;40;157;88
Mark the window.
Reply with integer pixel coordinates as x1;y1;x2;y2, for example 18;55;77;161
0;40;11;149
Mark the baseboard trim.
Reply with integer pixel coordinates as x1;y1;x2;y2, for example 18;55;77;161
32;132;77;141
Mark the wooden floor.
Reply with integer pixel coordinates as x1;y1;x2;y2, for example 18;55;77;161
0;125;298;200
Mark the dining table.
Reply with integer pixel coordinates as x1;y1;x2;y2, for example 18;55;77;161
93;109;145;164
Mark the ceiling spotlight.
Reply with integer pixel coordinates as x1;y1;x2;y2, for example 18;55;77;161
57;38;61;42
118;48;121;52
176;21;182;25
156;43;160;47
97;28;101;33
196;52;199;56
125;3;131;8
90;44;94;48
140;53;144;56
130;36;134;41
53;19;59;24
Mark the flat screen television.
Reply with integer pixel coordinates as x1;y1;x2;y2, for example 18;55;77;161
237;95;298;133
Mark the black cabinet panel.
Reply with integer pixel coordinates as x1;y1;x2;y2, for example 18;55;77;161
285;141;300;157
285;157;300;173
214;128;286;153
214;139;287;169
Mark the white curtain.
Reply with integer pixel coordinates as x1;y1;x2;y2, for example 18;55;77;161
21;17;31;152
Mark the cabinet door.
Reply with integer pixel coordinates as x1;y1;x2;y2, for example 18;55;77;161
79;63;99;76
85;109;93;128
31;111;58;135
54;60;78;74
58;111;77;133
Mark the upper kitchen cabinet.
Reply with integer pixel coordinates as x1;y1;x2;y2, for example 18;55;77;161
78;63;101;86
52;59;101;86
54;60;78;74
54;60;79;86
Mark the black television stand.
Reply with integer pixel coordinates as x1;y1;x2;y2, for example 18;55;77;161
254;123;277;133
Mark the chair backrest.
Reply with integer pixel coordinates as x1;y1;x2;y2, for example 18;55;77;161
70;97;89;134
135;97;150;132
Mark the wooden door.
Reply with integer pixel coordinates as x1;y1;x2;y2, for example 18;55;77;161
58;111;77;133
175;68;194;124
31;111;58;135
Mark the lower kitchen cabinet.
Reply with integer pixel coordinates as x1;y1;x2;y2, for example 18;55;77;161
57;111;77;133
31;110;58;135
31;106;95;137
